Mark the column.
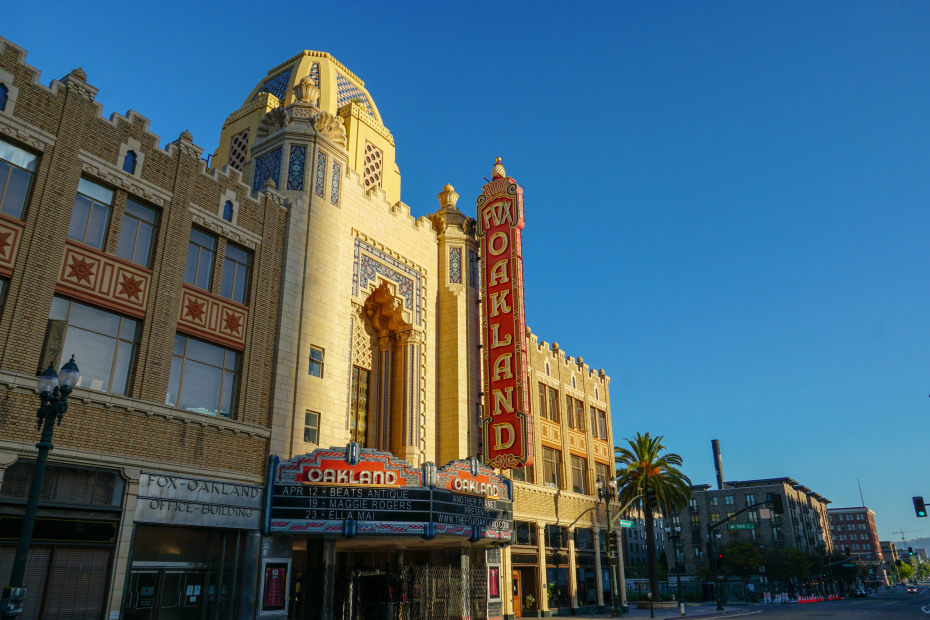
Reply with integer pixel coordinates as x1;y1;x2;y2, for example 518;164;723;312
594;527;604;608
568;527;578;611
537;523;548;613
377;334;393;451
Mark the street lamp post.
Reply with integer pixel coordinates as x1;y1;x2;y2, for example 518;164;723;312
665;525;684;615
706;527;724;611
597;477;621;617
0;357;80;618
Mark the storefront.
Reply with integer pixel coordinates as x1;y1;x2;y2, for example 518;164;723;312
124;472;263;620
263;447;513;620
0;460;124;620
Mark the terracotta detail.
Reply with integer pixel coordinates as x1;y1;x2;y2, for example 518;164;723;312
56;241;150;318
177;284;247;350
0;215;24;277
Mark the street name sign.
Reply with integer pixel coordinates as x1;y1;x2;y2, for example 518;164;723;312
727;523;756;530
617;519;636;528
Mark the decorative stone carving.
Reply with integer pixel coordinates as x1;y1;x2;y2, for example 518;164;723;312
294;76;320;105
178;284;247;350
363;281;408;334
256;107;288;139
189;206;261;250
60;67;97;101
314;111;347;148
57;241;151;318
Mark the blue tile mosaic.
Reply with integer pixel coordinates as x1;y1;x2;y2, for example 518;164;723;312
287;145;306;191
252;68;293;102
352;239;423;325
449;247;462;284
315;152;326;198
331;161;341;205
335;74;374;116
253;148;282;192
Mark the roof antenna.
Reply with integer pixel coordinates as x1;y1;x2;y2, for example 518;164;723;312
857;479;866;507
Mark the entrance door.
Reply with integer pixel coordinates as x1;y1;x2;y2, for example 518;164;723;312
126;570;207;620
512;570;522;618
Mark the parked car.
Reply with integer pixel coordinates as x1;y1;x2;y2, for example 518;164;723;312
906;585;918;594
849;589;868;598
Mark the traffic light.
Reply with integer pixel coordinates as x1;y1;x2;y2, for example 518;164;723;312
645;487;657;511
607;531;618;556
914;496;927;518
908;547;914;556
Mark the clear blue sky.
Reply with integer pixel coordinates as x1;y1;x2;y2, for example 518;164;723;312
5;1;929;542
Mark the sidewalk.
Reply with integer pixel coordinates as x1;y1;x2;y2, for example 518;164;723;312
554;601;759;620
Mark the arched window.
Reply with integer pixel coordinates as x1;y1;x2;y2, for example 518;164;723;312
595;388;599;400
545;363;550;377
222;200;234;222
572;376;576;389
0;84;8;111
122;150;137;174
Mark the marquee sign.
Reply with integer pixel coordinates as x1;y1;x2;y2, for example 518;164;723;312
477;159;534;469
265;447;513;541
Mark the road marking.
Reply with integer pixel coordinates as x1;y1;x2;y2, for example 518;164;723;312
921;604;930;614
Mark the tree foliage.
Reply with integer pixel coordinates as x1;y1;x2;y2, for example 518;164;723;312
720;541;763;578
614;432;692;601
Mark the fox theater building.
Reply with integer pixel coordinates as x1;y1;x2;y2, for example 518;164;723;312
0;37;618;620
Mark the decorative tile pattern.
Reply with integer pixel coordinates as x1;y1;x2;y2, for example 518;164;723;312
286;145;306;191
0;215;24;278
57;241;150;318
252;148;282;192
330;161;341;205
540;419;561;447
352;238;423;325
351;313;372;369
252;68;293;102
449;247;462;284
362;141;382;190
228;129;249;171
314;152;326;198
335;73;373;116
593;441;611;461
307;63;320;87
178;284;247;350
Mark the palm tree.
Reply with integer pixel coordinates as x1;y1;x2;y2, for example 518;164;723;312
615;432;692;606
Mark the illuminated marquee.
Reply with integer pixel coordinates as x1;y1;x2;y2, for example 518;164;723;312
477;159;534;469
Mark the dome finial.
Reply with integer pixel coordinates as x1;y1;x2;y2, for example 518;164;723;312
492;157;506;180
437;184;459;210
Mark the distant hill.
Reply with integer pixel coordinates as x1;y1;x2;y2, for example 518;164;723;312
892;537;930;553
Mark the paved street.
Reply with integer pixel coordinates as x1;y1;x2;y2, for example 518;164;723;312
559;583;930;619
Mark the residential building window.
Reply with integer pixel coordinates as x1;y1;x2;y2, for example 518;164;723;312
48;296;138;395
589;406;598;437
748;511;758;522
746;494;755;506
725;495;734;505
772;526;782;540
223;200;234;222
690;514;700;526
710;513;720;523
691;530;702;544
349;366;369;444
596;408;608;438
693;546;704;559
308;346;324;377
710;497;719;506
167;334;239;417
304;410;320;444
689;498;699;511
184;228;215;289
571;456;588;494
122;150;137;174
116;199;157;267
0;138;37;219
538;383;559;422
542;447;562;489
510;464;534;483
220;243;251;304
68;178;113;249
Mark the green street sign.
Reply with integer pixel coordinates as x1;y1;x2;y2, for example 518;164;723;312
727;523;756;530
617;519;636;528
842;564;855;568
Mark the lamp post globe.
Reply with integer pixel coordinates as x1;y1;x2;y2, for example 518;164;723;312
1;356;79;618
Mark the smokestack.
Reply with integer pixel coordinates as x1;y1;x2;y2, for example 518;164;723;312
712;439;726;490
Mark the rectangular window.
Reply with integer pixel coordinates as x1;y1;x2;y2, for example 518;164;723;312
184;228;215;289
571;456;588;494
595;462;612;488
0;138;37;219
748;511;758;522
68;178;113;249
566;396;584;430
542;447;562;489
221;243;251;304
589;406;598;437
349;366;369;444
116;198;157;267
547;386;560;423
772;526;782;540
545;524;566;548
167;334;239;417
710;497;719;506
515;522;537;546
510;465;534;483
596;408;608;439
574;398;585;431
48;296;138;394
746;494;755;506
308;346;324;377
710;513;720;523
725;496;734;505
304;410;320;444
537;383;547;419
689;498;699;511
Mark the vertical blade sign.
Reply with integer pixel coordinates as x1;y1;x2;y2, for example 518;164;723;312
477;159;534;468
